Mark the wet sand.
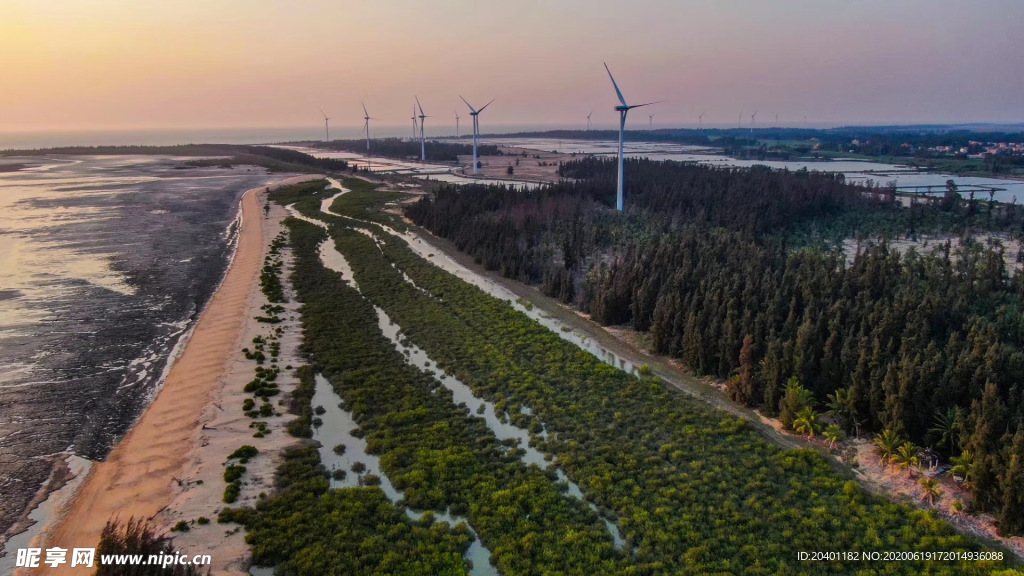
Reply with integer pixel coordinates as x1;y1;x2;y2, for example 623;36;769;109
34;175;317;575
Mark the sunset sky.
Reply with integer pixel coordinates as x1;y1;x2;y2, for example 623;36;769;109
2;0;1022;133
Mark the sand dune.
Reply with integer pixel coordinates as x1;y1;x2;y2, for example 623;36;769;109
33;175;317;575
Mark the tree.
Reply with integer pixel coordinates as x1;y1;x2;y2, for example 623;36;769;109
824;424;846;450
873;429;902;468
728;334;759;406
919;477;942;505
826;388;859;436
779;377;814;430
793;407;822;438
929;406;963;453
893;441;921;478
951;450;974;486
999;427;1024;535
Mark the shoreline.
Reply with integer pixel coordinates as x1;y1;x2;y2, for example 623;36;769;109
31;175;317;575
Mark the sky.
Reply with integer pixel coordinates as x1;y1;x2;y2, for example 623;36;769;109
1;0;1023;134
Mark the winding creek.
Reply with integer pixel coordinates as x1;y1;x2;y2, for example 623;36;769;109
280;178;635;574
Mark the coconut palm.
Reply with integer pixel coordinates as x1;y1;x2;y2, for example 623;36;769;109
892;441;921;478
824;423;846;450
873;428;902;468
950;498;966;518
919;477;942;505
826;388;863;434
951;450;973;486
929;406;963;452
792;406;822;438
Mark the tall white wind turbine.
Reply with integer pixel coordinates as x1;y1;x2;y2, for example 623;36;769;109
416;96;428;161
699;112;705;131
459;96;494;175
750;111;757;136
586;111;593;131
362;102;373;170
648;112;656;129
320;109;331;142
455;111;461;138
411;105;418;140
604;62;655;212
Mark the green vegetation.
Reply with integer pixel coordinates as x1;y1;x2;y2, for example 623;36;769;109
96;518;207;575
409;157;1024;537
228;445;259;462
278;181;1009;573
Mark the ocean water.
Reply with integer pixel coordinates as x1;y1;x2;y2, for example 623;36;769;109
0;155;288;546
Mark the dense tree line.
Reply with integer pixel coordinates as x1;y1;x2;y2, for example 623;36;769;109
406;158;1024;536
284;179;1012;574
306;138;501;162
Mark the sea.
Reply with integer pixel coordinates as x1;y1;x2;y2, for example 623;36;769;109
0;153;288;553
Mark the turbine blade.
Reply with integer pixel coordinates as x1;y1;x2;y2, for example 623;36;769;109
416;96;425;116
459;95;477;113
627;101;661;110
362;102;369;117
478;99;495;113
604;62;628;107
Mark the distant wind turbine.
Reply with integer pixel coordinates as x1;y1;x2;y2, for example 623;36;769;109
362;102;372;170
698;112;705;131
750;111;757;136
604;62;656;212
411;105;418;140
586;111;593;131
459;96;494;175
455;111;461;138
320;109;331;142
648;112;656;129
738;113;742;130
416;96;428;161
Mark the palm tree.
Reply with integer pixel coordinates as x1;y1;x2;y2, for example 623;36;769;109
893;441;921;478
950;498;965;518
873;429;902;468
793;407;822;438
824;424;846;450
951;450;973;486
825;388;857;434
929;406;963;452
919;477;942;505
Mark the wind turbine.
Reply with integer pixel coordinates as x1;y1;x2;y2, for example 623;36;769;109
416;96;428;161
362;102;372;170
320;109;331;142
648;112;656;129
604;62;656;212
455;111;461;138
411;105;418;140
459;96;494;175
698;112;705;131
586;111;593;131
750;111;757;136
738;113;742;129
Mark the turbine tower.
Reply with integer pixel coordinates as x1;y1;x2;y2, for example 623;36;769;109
750;111;757;136
320;109;331;142
604;62;655;212
586;111;593;131
648;112;656;129
459;96;494;175
411;105;418;140
362;102;372;170
455;111;461;138
416;96;428;161
698;112;705;131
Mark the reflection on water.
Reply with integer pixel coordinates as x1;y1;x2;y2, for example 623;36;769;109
0;154;286;542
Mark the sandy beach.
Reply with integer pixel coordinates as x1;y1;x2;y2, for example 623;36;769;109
31;175;317;575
